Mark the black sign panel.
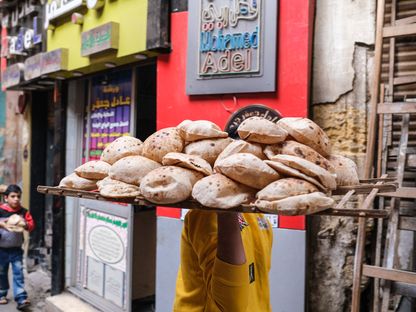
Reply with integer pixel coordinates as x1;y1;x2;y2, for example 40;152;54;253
224;104;281;139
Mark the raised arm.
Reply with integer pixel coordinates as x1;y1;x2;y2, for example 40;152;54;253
217;212;246;265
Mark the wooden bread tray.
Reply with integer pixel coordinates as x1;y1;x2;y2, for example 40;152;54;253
37;177;397;218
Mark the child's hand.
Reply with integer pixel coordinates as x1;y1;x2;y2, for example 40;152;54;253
0;222;9;231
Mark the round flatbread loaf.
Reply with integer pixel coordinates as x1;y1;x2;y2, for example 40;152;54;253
100;136;143;165
162;153;212;176
59;173;97;190
142;127;184;163
329;154;360;186
7;214;25;227
109;156;161;186
214;140;265;168
177;120;228;142
192;174;255;209
100;180;141;198
184;137;232;166
75;160;111;180
277;117;331;157
97;177;125;190
4;215;26;232
214;153;279;189
255;192;334;215
256;178;318;201
270;155;337;190
264;141;335;173
264;160;326;191
140;166;204;204
237;116;288;144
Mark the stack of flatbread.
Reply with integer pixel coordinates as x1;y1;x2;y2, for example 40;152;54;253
56;116;360;215
238;116;359;214
58;136;145;197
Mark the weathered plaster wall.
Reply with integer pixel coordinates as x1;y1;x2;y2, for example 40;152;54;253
313;0;375;104
0;91;25;186
310;0;376;310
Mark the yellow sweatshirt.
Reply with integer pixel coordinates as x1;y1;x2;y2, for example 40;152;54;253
173;210;273;312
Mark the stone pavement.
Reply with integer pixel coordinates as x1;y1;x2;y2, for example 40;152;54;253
0;267;50;312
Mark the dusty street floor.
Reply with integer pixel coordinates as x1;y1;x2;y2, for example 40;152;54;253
1;268;50;312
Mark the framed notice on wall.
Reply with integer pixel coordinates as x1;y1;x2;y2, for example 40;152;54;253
186;0;278;95
83;69;133;161
82;209;129;308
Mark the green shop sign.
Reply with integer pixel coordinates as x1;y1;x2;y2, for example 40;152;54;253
81;22;119;57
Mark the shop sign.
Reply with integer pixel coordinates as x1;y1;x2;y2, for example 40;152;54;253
1;4;43;57
45;0;85;29
87;0;105;10
81;22;119;57
24;53;43;81
186;0;278;95
198;0;261;77
85;70;132;161
1;1;37;29
1;63;24;89
41;48;68;75
7;18;43;56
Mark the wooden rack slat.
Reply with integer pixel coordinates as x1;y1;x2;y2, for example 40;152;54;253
37;184;393;218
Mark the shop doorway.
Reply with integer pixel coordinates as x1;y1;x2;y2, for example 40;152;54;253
66;61;157;312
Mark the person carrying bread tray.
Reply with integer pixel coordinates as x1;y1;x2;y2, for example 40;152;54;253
0;185;34;310
173;210;273;311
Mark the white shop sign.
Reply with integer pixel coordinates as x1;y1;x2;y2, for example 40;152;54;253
45;0;85;29
45;0;114;29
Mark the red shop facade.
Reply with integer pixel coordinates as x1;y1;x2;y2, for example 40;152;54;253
155;0;315;310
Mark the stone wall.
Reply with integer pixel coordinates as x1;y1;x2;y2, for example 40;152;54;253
309;0;376;311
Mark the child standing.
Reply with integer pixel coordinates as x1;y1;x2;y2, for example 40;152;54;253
0;185;34;310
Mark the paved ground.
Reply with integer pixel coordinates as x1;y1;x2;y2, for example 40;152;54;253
1;268;50;312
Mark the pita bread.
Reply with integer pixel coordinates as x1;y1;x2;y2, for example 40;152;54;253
4;215;26;233
7;214;26;227
237;116;288;144
97;177;125;190
142;127;184;163
192;174;255;209
214;140;266;167
214;153;279;189
256;178;318;201
100;180;141;198
255;192;334;215
264;141;335;173
59;173;98;190
329;155;360;186
177;120;228;142
264;160;326;191
277;117;331;157
184;137;233;166
100;136;143;165
140;166;204;204
270;155;337;190
162;152;212;176
75;160;111;180
109;156;161;186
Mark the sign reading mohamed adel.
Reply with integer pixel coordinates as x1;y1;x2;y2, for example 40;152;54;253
186;0;278;95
